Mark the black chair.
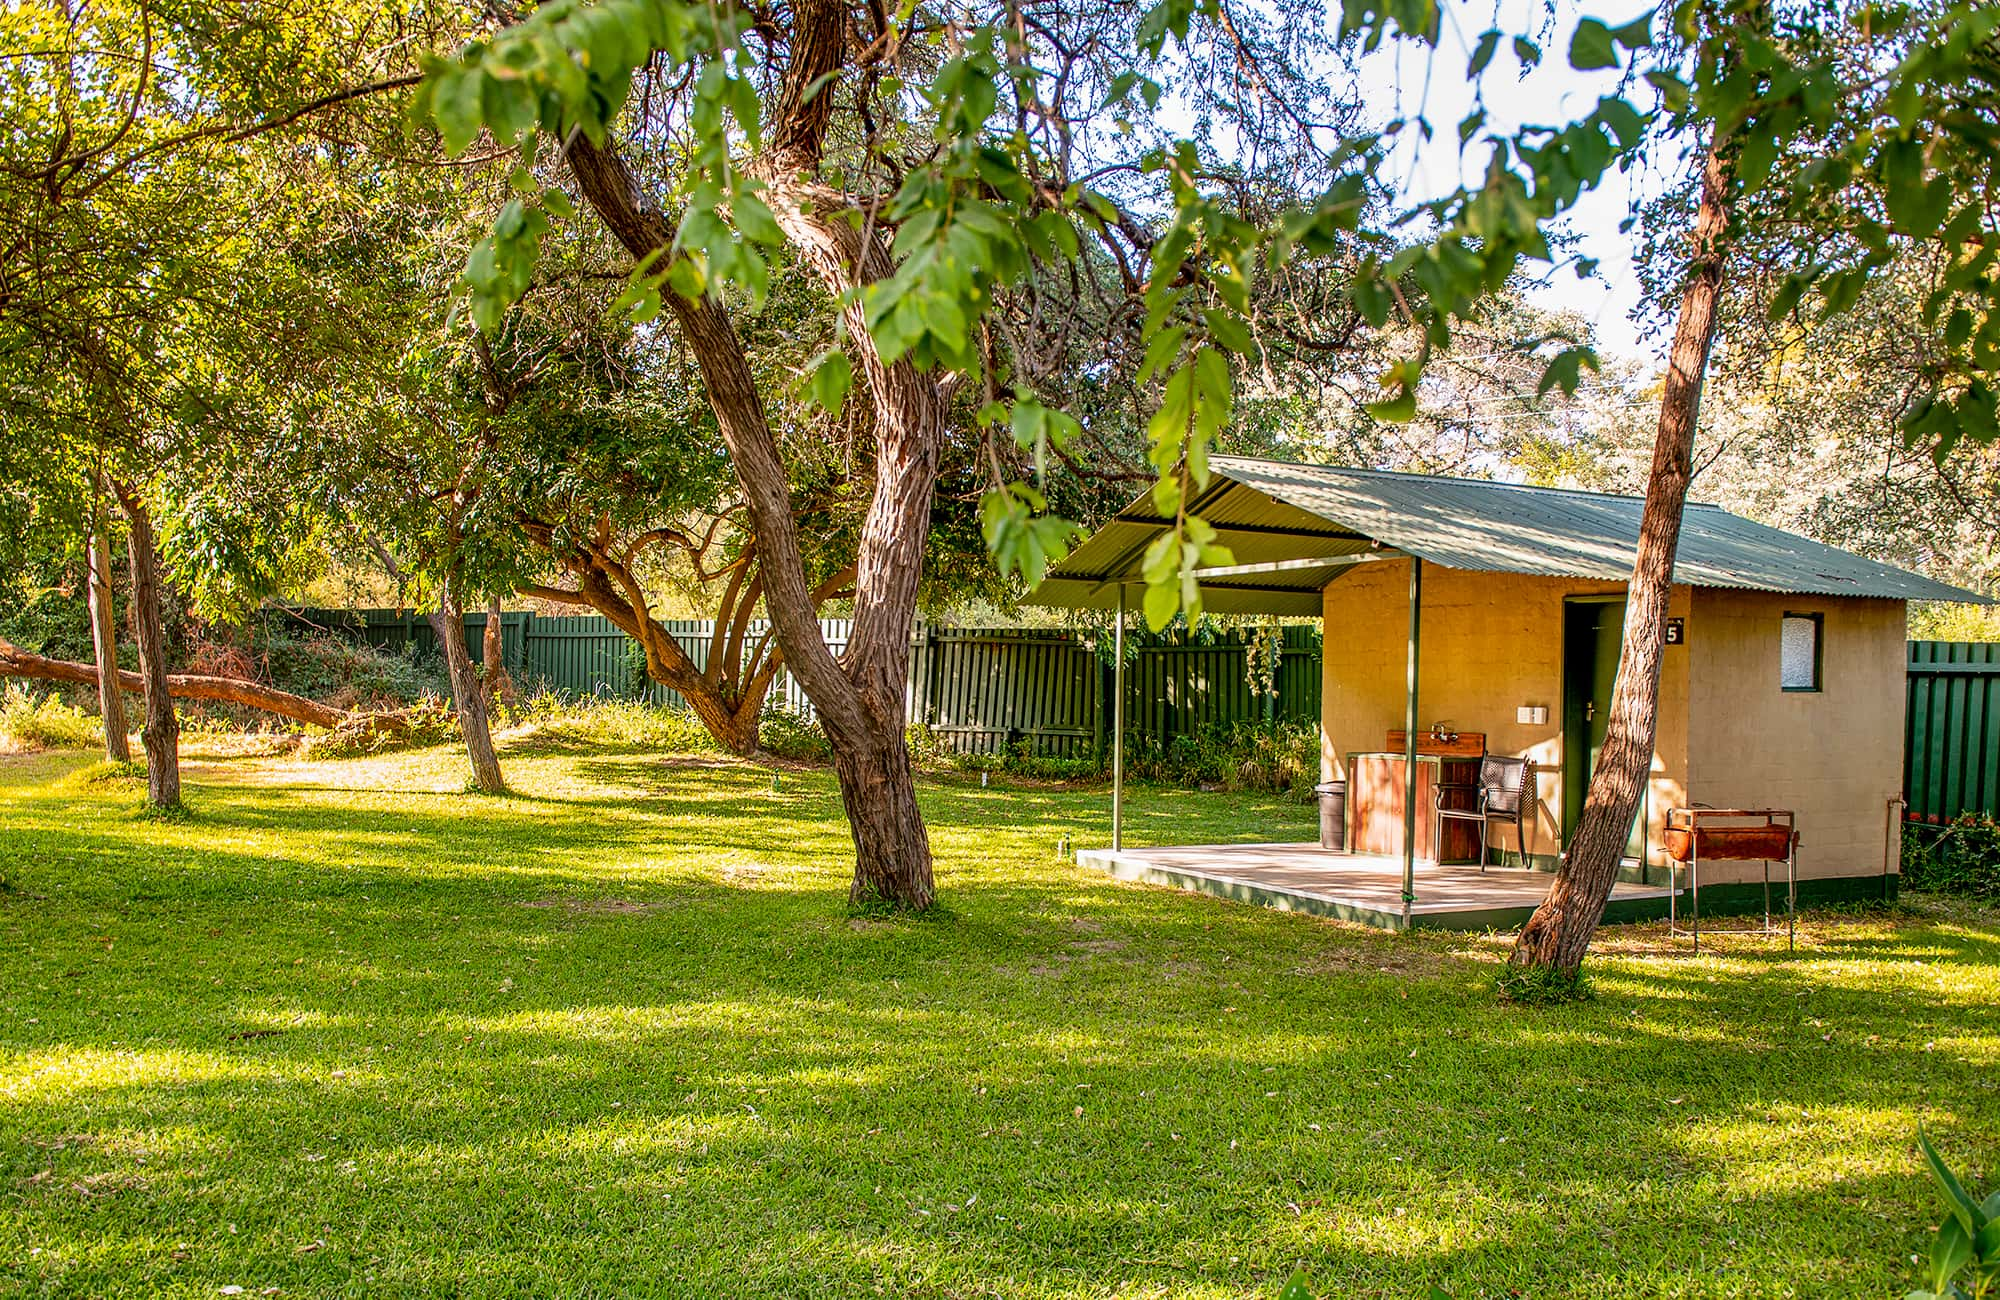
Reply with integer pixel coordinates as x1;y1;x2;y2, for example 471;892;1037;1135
1434;755;1534;871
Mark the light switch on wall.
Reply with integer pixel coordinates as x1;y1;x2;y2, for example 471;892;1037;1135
1517;705;1550;726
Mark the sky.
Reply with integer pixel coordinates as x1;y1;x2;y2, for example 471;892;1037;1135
1353;0;1694;367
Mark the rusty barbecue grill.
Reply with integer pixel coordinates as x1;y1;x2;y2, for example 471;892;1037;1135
1664;808;1799;953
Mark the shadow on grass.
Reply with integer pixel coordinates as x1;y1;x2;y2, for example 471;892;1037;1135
0;749;1993;1297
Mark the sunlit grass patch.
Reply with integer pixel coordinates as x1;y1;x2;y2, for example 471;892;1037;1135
0;743;1995;1298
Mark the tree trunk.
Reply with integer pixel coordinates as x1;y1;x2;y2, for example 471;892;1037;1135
563;130;942;907
87;528;131;763
1512;144;1735;975
829;723;935;908
482;595;518;719
0;636;365;730
118;492;180;809
517;573;772;756
428;584;506;794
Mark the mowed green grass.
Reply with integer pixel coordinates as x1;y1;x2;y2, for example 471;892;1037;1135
1;741;1997;1300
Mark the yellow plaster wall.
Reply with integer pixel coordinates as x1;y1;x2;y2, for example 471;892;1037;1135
1685;590;1907;882
1319;560;1691;865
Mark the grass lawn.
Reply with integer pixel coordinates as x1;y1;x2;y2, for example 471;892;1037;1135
1;740;1997;1299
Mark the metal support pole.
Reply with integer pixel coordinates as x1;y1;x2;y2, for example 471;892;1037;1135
1402;557;1422;928
1112;586;1126;852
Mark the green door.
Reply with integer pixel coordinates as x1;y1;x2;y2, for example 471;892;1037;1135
1562;598;1646;860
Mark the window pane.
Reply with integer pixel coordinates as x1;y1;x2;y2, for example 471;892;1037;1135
1781;616;1818;690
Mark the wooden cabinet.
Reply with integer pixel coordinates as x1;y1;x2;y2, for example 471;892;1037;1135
1346;747;1486;865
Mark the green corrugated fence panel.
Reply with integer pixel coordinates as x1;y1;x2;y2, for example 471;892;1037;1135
919;628;1100;756
1905;640;2000;824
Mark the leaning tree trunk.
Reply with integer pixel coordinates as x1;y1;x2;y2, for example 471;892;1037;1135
428;583;506;794
482;595;518;719
1511;144;1735;975
86;527;131;763
565;110;943;909
118;492;180;809
0;636;366;730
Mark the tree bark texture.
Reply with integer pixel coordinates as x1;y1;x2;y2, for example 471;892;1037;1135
482;595;518;719
428;585;506;794
118;492;180;808
829;720;936;910
1512;144;1735;974
561;9;946;908
87;528;131;762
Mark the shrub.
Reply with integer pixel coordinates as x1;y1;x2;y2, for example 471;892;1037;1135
1129;720;1322;799
993;750;1100;782
758;705;831;762
515;690;722;753
303;695;461;759
0;682;101;752
904;718;1320;792
259;629;450;711
1903;815;2000;899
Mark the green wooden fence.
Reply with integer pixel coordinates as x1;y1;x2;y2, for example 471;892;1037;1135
1906;640;2000;824
268;617;2000;806
908;625;1320;755
279;608;1321;755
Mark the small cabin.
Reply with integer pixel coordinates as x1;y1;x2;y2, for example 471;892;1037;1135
1033;456;1990;925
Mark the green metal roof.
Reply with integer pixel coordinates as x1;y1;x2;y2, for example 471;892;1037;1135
1028;455;1991;615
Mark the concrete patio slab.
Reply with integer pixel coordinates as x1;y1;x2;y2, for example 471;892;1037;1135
1076;842;1677;931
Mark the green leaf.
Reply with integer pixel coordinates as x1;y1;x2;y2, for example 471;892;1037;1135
1920;1131;1981;1231
1645;70;1690;113
1467;30;1500;78
1932;1213;1973;1292
1205;310;1255;357
1767;273;1809;322
436;68;489;156
732;190;785;246
1882;138;1950;234
806;351;851;416
665;256;706;302
1945;308;1973;350
1275;1270;1316;1300
1568;18;1617;70
1596;96;1647;150
1513;36;1541;68
1609;11;1652;49
1737;126;1779;194
1367;382;1417;423
1139;326;1185;384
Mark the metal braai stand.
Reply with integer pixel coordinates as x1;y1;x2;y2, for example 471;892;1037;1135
1664;808;1799;953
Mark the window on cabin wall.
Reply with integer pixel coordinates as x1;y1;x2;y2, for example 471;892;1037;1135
1780;612;1823;692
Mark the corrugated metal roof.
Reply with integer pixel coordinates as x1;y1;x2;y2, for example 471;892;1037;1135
1028;455;1990;612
